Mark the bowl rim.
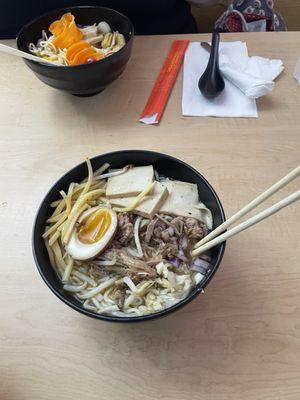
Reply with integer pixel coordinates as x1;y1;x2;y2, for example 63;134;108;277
32;150;226;323
16;5;134;70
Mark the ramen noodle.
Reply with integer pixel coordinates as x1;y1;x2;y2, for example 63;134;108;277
29;13;126;66
43;159;214;317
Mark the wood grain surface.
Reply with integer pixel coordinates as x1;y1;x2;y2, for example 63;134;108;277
0;32;299;400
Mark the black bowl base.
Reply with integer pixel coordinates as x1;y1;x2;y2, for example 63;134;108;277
72;89;104;97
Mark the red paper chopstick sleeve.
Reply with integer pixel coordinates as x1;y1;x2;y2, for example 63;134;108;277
139;40;189;125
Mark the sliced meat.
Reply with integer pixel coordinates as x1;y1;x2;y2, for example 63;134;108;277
116;212;134;244
111;288;126;309
117;251;156;277
184;217;208;240
98;214;209;281
156;214;180;235
142;244;161;261
107;248;156;277
170;216;185;235
145;217;158;243
160;243;179;260
89;265;109;279
160;229;171;242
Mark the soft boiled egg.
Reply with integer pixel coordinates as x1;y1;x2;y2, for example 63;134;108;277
66;206;118;261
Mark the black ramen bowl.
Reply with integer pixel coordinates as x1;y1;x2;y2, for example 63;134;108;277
32;150;226;322
17;6;134;96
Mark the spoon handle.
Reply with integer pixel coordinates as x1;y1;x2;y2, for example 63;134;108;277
206;31;220;74
0;43;60;66
200;41;211;53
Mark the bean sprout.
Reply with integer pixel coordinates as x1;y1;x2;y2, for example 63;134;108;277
134;216;143;258
63;282;87;292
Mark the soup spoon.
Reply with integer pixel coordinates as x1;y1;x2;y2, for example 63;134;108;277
198;31;225;99
0;43;60;66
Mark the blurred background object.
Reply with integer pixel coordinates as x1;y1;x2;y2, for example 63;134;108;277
0;0;298;38
215;0;287;32
191;0;300;32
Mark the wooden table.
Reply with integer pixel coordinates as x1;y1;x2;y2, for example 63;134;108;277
0;32;299;400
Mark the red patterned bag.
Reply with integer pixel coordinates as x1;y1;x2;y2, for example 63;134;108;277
215;0;287;32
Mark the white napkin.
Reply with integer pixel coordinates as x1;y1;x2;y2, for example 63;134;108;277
182;41;284;118
294;57;300;85
220;54;284;98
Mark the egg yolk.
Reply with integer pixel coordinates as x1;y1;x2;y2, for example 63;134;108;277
78;209;111;245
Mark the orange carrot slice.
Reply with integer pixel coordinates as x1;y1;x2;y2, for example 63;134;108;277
48;12;104;65
49;12;83;50
66;41;91;63
69;48;97;66
49;12;73;36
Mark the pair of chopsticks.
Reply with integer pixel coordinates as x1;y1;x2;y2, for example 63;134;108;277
192;166;300;257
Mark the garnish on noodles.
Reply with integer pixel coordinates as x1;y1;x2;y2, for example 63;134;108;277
29;12;126;66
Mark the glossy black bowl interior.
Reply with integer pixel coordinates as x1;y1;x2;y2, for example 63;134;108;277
17;6;134;96
33;150;226;322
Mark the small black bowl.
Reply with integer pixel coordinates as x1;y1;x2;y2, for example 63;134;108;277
33;150;226;322
17;6;134;96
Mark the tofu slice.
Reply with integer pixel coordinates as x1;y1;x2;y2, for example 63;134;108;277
110;182;169;219
159;179;212;228
106;166;154;198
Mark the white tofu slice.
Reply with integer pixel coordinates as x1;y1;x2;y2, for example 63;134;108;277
110;182;169;219
159;180;212;228
106;165;154;198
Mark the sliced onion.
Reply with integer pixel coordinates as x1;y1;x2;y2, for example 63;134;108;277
191;265;207;274
191;257;211;274
198;254;211;262
181;236;188;250
168;226;174;236
177;250;188;262
155;214;180;235
193;257;211;269
170;258;180;268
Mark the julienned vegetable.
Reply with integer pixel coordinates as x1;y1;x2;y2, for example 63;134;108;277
29;12;126;66
43;159;213;317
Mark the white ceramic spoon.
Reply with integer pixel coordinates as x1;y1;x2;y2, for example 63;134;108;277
0;43;61;66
